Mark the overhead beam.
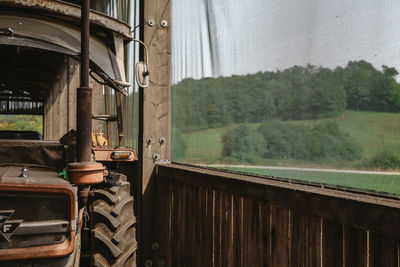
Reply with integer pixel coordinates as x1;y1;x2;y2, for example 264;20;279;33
0;81;52;90
0;0;132;39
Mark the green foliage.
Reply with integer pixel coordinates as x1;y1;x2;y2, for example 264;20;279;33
222;121;362;163
172;61;400;132
367;151;400;170
222;125;265;163
0;115;43;133
342;61;400;112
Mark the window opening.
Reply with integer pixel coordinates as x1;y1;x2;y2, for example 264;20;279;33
171;0;400;196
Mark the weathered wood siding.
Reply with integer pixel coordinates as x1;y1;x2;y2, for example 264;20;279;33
44;57;104;140
148;164;400;267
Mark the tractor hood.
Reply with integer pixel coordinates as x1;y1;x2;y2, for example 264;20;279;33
0;164;76;261
0;140;66;171
0;165;65;186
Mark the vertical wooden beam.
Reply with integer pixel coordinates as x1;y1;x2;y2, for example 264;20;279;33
139;0;172;265
104;85;112;146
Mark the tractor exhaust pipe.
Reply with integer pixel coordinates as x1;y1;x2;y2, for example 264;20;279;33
71;0;105;208
77;0;92;163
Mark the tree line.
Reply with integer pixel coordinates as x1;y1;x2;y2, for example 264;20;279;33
222;121;362;164
172;60;400;132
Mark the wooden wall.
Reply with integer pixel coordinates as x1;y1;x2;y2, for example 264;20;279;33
139;0;172;264
44;56;104;140
147;164;400;267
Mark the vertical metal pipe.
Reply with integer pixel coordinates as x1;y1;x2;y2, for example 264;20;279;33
80;0;90;88
77;0;92;162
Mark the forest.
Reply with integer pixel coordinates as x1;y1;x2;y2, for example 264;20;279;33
172;60;400;168
173;60;400;131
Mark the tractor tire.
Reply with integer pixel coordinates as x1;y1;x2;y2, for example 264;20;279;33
89;174;137;267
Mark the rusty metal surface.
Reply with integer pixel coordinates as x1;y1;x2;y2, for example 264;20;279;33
76;89;92;163
93;148;138;162
0;166;67;185
80;0;90;88
67;162;106;185
0;166;75;220
0;0;132;39
0;232;75;260
0;167;76;260
76;0;92;163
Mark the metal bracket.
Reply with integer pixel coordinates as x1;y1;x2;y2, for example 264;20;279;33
156;159;171;165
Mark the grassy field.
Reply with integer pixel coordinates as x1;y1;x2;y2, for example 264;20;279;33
291;111;400;159
181;111;400;164
218;166;400;196
178;111;400;195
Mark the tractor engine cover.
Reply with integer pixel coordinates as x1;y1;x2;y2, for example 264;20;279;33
0;165;76;261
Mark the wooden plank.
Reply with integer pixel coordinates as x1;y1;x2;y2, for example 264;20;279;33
241;197;253;266
234;196;244;267
170;181;179;266
170;181;188;266
179;183;190;266
240;198;269;267
91;75;105;134
343;226;367;267
322;220;343;267
205;187;214;266
186;184;198;265
197;186;213;266
157;164;400;239
290;215;321;267
259;202;270;267
59;59;68;137
270;205;290;267
219;192;232;267
290;214;306;267
67;58;79;131
140;0;172;263
213;190;222;267
307;217;322;267
104;85;112;145
241;199;270;267
152;177;171;266
369;232;398;267
115;93;124;146
190;186;201;265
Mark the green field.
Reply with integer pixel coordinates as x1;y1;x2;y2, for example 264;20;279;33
217;166;400;196
178;111;400;195
181;111;400;165
291;111;400;159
